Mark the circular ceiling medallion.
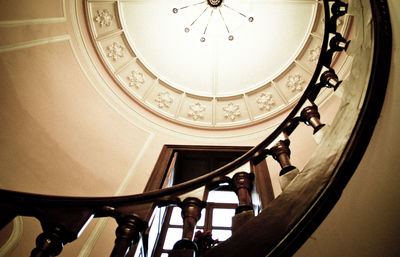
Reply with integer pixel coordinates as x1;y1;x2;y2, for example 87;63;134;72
85;0;330;128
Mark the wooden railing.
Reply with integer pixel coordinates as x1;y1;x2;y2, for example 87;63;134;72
0;0;392;256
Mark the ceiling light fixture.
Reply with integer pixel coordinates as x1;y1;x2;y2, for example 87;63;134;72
172;0;254;42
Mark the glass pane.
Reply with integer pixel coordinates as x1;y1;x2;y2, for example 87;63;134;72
207;190;239;204
161;253;169;257
147;213;160;256
212;229;232;241
163;228;183;250
212;208;235;227
169;207;183;225
159;206;167;223
197;209;206;227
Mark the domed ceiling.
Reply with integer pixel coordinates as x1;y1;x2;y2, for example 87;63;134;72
84;0;336;128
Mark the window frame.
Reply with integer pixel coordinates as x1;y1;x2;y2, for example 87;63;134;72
152;191;238;257
132;145;276;257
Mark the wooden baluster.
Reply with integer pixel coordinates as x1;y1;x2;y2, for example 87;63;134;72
110;214;147;257
231;172;255;233
331;0;348;17
30;226;65;257
270;140;295;174
320;69;342;90
30;209;93;257
308;69;342;103
171;197;205;257
270;140;299;190
300;105;325;134
232;172;254;215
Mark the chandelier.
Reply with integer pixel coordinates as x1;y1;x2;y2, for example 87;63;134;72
172;0;254;42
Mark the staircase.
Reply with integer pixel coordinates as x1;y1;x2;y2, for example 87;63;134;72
0;0;392;256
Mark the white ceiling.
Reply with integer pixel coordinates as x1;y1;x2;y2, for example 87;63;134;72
121;0;317;97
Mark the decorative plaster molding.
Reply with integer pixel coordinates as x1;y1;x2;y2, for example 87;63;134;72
308;46;321;63
257;93;275;111
155;91;173;109
223;103;241;121
106;42;124;61
83;1;334;128
188;102;206;120
286;73;305;92
0;35;70;53
94;9;113;27
128;70;145;88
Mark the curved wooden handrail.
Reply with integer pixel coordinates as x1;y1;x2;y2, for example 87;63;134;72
0;1;331;209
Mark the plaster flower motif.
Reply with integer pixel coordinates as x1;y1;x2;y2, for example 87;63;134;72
188;102;206;120
286;73;305;92
257;93;275;111
128;70;145;88
308;46;321;63
223;102;241;121
94;9;113;27
155;91;173;108
106;42;124;61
